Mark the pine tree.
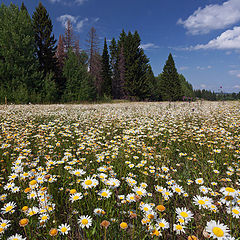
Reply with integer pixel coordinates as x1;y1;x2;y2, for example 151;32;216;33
101;38;112;97
124;31;150;100
0;3;42;103
32;2;57;78
160;53;182;101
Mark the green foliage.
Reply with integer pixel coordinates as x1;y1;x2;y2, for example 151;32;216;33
63;49;95;102
32;2;60;99
179;74;194;100
159;53;182;101
123;31;151;100
0;3;42;103
101;38;112;97
42;71;57;103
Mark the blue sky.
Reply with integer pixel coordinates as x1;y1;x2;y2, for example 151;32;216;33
2;0;240;92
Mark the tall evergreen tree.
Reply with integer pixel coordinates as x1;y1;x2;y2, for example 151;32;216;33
0;3;42;103
32;2;57;78
160;53;182;101
124;31;150;100
101;38;112;97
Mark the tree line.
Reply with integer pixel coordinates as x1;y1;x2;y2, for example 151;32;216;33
0;2;238;103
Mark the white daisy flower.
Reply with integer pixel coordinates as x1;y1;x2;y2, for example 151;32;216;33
70;192;83;202
58;223;71;235
98;189;112;198
7;233;26;240
1;202;16;214
205;220;230;239
155;218;169;230
78;215;92;228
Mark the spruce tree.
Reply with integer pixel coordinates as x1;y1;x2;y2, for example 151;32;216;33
0;3;42;103
32;2;57;78
124;31;150;100
160;53;182;101
101;38;112;97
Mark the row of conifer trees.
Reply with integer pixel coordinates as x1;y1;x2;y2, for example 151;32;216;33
0;2;194;103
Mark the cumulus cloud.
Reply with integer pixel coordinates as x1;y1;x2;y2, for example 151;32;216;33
140;43;159;50
57;14;98;32
76;18;89;32
178;0;240;35
234;85;240;88
191;26;240;50
57;14;78;27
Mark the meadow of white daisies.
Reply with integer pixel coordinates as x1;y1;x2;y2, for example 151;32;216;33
0;101;240;240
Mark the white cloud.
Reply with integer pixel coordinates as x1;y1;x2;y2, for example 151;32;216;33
192;26;240;50
57;14;78;27
76;18;88;32
178;0;240;35
200;84;207;88
140;43;159;50
57;14;90;32
234;85;240;89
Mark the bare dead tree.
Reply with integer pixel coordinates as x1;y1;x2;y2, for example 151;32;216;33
64;19;74;52
86;27;102;97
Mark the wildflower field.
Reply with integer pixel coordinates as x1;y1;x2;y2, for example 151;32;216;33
0;101;240;240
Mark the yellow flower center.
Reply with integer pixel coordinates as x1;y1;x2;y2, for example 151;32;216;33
225;187;235;193
136;191;143;195
82;219;88;225
29;180;37;186
5;206;13;212
73;196;79;200
148;214;154;219
0;228;4;233
232;209;239;214
180;212;188;218
175;188;181;192
42;216;48;220
1;223;7;227
61;227;67;233
101;192;108;197
212;227;224;237
75;171;80;175
85;180;92;185
159;223;165;228
165;192;170;195
176;225;183;230
143;207;149;211
198;200;205;205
